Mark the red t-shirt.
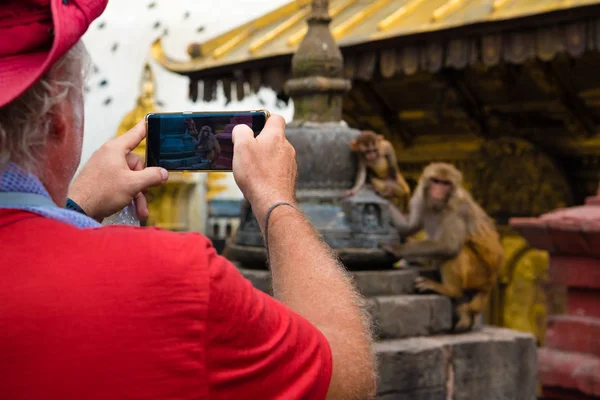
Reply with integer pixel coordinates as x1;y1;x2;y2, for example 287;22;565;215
0;210;332;399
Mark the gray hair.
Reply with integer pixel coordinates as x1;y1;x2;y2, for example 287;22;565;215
0;41;90;174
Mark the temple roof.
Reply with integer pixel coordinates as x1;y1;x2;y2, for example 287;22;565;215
152;0;600;87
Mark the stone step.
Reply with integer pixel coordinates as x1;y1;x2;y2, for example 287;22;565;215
546;315;600;357
368;295;452;339
236;265;419;297
538;347;600;398
374;327;537;400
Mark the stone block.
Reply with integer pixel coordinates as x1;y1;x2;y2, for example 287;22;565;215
375;327;537;400
375;337;447;396
236;266;419;297
546;315;600;357
368;295;452;339
550;257;600;289
538;348;600;397
376;387;447;400
353;269;418;297
446;328;537;400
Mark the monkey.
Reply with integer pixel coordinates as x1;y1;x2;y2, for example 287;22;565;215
188;121;221;167
381;162;504;331
344;131;411;211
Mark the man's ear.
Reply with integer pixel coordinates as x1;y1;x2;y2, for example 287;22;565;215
376;134;384;143
349;139;358;151
49;102;70;143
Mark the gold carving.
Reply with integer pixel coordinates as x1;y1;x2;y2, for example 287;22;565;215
468;137;572;218
496;233;549;345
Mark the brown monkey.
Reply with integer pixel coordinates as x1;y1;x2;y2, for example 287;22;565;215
195;125;221;166
344;131;411;211
382;163;503;331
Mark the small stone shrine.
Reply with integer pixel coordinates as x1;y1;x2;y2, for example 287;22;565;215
512;188;600;400
229;1;537;398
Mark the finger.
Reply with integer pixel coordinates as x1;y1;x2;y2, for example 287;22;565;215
135;192;149;221
126;152;145;171
113;119;147;153
232;123;255;147
130;167;168;194
260;113;286;140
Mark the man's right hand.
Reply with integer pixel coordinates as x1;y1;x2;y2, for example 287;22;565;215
231;114;297;232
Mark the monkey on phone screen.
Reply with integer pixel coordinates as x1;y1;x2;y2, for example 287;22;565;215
382;163;503;331
344;131;410;211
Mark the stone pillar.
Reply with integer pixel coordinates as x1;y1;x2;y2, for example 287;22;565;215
511;192;600;399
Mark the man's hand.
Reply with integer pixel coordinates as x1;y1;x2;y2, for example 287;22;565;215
232;114;297;231
68;119;168;222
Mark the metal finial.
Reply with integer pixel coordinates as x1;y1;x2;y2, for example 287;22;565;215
284;0;351;123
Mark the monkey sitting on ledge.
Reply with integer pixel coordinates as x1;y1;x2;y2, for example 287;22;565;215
382;163;503;331
344;131;411;211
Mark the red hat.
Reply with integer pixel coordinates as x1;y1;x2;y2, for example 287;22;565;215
0;0;108;108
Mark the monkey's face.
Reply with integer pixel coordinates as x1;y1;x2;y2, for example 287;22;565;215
428;178;453;208
201;126;212;137
361;142;379;161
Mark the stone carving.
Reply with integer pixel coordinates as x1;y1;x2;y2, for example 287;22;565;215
362;204;381;231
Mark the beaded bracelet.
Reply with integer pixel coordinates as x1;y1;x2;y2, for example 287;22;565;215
263;201;297;265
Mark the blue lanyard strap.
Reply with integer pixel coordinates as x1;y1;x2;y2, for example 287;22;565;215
0;192;58;209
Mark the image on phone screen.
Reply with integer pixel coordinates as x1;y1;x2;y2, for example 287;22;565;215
146;111;267;171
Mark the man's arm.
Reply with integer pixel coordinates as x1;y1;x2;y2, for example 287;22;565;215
267;205;376;399
232;115;377;399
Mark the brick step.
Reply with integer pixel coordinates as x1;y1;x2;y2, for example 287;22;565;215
237;266;419;297
538;348;600;397
546;315;600;357
368;295;452;339
374;327;537;400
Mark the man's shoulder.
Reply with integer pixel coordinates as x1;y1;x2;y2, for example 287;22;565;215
84;224;214;264
1;210;214;268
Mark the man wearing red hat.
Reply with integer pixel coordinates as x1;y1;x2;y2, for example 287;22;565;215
0;1;376;399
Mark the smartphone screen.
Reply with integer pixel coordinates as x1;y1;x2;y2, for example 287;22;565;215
145;111;268;171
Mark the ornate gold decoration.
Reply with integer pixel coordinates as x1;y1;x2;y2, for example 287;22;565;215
495;232;549;345
468;137;573;218
206;172;229;201
115;62;201;232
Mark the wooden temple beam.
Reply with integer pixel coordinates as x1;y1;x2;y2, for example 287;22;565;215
440;69;491;137
250;9;311;54
352;80;414;146
332;0;391;40
378;0;427;31
432;0;467;22
540;59;597;137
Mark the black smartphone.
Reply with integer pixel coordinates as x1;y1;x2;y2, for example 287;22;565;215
145;110;270;171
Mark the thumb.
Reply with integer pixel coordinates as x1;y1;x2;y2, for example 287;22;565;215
232;123;255;147
130;167;168;194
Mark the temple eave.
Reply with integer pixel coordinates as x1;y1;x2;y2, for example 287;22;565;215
151;0;600;82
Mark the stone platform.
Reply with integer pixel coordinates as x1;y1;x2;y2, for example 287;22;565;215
237;266;537;399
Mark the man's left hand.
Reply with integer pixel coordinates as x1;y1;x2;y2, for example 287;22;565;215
68;119;168;222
